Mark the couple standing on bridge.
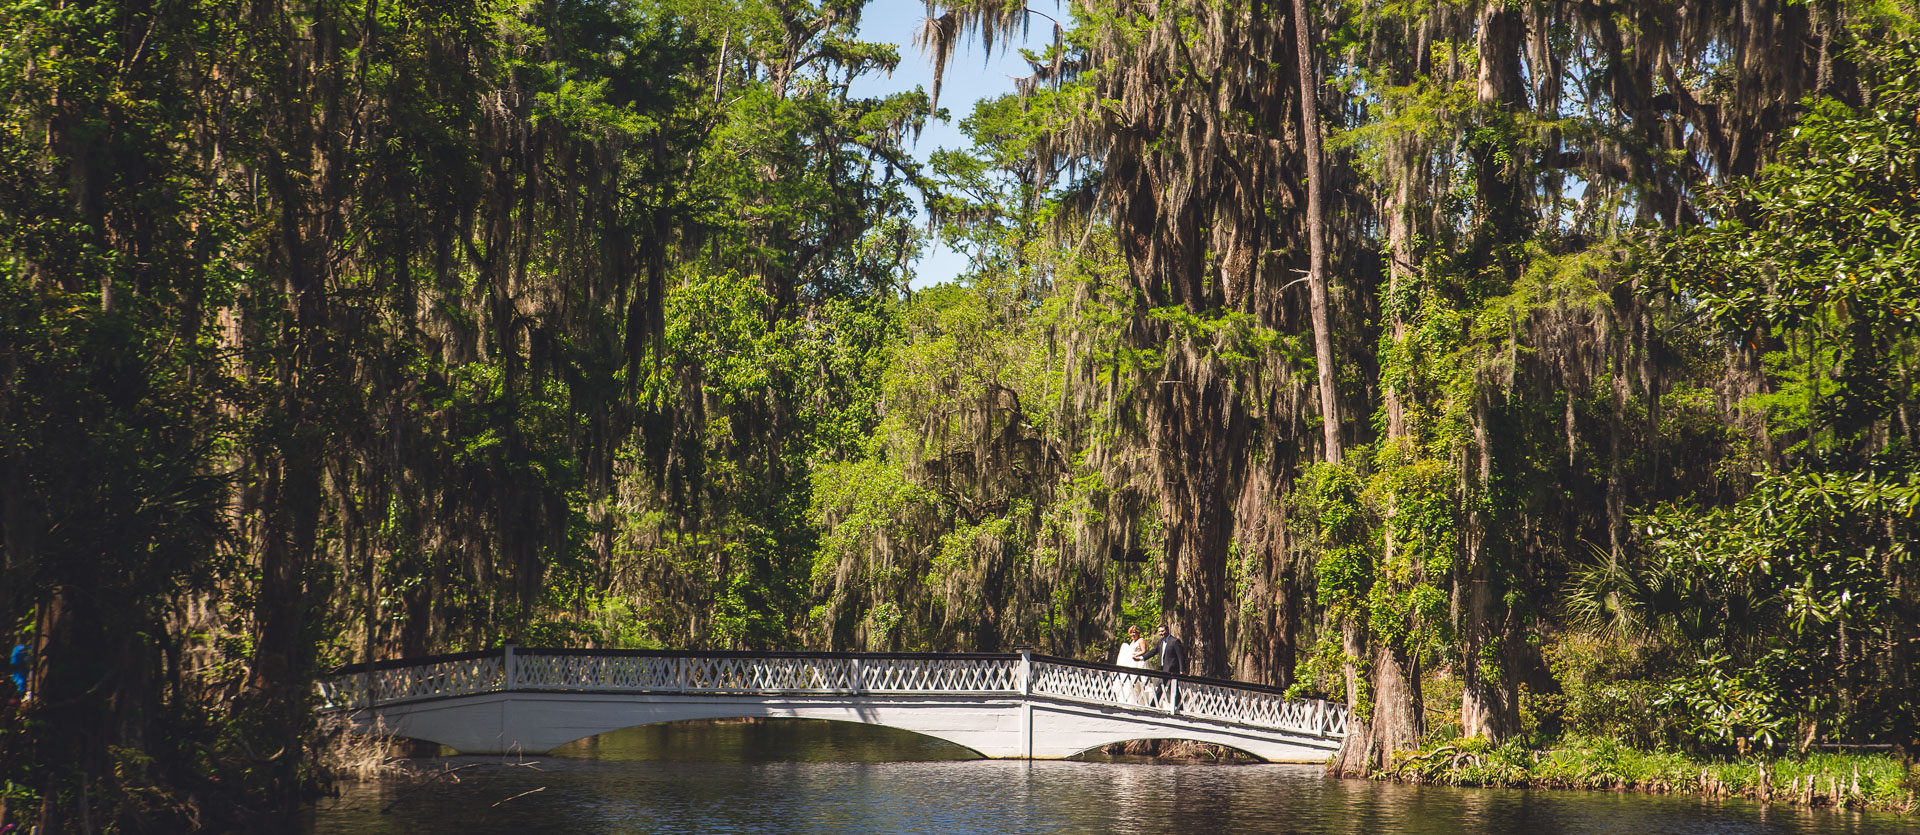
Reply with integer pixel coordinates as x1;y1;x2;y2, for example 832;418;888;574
1121;621;1175;671
1117;623;1187;675
1113;622;1186;706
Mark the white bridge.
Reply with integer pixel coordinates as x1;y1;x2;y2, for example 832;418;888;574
318;647;1348;762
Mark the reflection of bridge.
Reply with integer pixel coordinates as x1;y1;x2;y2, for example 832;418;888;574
318;647;1348;762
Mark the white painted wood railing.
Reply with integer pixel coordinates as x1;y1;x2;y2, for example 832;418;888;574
317;647;1346;739
315;650;504;709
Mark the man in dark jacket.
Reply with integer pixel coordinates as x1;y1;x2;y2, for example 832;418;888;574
1136;623;1187;675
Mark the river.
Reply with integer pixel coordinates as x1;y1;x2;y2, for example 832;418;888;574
304;720;1919;833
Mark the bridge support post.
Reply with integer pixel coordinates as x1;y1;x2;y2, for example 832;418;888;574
502;642;517;692
1018;650;1033;759
1166;678;1178;716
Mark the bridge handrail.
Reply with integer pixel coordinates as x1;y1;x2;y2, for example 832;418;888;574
321;649;1308;701
1024;654;1301;698
316;652;504;710
519;648;1024;661
1022;657;1345;738
321;648;506;676
320;647;1023;678
316;647;1347;738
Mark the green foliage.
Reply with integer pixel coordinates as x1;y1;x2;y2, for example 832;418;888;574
1655;653;1797;752
1660;39;1920;459
0;0;936;823
803;225;1149;656
1146;306;1302;371
1568;469;1920;752
1299;463;1375;615
807;457;939;648
1539;633;1672;749
1386;735;1918;813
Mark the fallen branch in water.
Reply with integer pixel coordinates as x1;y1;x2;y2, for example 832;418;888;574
492;787;547;807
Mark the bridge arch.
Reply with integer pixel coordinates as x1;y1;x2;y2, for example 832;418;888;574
358;691;1026;758
357;694;1036;760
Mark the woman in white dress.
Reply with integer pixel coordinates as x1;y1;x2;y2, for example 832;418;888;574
1113;625;1147;704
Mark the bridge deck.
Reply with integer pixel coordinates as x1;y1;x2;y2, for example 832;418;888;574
318;647;1348;762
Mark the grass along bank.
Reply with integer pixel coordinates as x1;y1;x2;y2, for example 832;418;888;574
1377;737;1919;814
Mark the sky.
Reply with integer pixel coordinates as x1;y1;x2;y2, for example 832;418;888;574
849;2;1062;287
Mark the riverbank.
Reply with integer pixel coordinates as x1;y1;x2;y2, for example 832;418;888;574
1379;737;1918;814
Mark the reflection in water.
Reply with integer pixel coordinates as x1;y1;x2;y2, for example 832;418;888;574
550;718;978;764
306;720;1920;834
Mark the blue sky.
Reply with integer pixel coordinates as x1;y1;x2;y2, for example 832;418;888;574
850;2;1062;287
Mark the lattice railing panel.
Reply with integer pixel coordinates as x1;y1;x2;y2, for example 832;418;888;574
1029;661;1174;713
1175;679;1347;737
675;656;858;693
857;657;1018;693
1177;679;1284;728
316;655;502;711
515;654;678;691
1325;703;1349;737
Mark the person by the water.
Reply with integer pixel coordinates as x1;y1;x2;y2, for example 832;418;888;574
1114;625;1147;669
6;643;25;699
1113;625;1149;703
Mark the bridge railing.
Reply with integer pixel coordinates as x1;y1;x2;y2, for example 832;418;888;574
1177;677;1348;738
318;647;1346;739
1029;657;1177;714
315;650;503;711
1024;657;1346;738
507;650;1021;696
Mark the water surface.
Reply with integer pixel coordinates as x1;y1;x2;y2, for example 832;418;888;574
305;720;1920;834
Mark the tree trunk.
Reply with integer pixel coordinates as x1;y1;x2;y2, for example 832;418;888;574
1270;548;1300;690
1607;315;1630;559
246;0;347;807
1331;161;1435;774
1340;621;1363;709
1333;640;1423;775
33;588;98;832
1156;345;1245;677
1453;0;1528;744
1472;1;1528;271
1292;0;1342;465
1460;395;1517;739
